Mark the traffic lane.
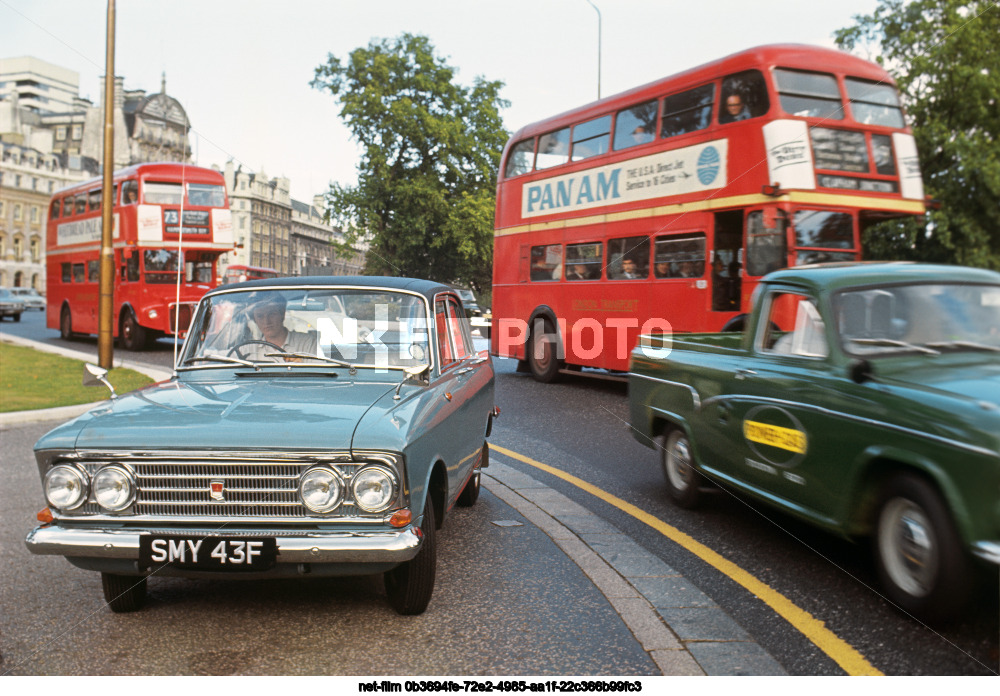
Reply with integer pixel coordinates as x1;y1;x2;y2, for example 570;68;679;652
1;420;658;676
490;359;999;675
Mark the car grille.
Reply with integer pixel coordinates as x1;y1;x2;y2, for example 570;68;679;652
71;456;394;521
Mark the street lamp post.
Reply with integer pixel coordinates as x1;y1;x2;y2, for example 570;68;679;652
585;0;602;100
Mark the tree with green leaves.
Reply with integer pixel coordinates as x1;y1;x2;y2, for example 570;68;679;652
836;0;999;268
311;33;508;293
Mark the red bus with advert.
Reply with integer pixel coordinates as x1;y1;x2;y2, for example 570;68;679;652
491;44;927;381
221;264;280;284
46;162;234;350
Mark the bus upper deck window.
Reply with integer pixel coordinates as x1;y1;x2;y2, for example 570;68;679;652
535;129;570;170
661;84;715;138
775;69;842;120
122;180;138;205
504;139;535;178
719;70;770;124
845;78;904;128
88;189;101;212
613;100;658;151
143;181;183;205
188;183;226;207
571;116;611;162
74;195;87;215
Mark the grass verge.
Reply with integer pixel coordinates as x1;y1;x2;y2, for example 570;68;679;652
0;342;155;412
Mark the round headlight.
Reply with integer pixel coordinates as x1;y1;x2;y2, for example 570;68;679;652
352;466;396;513
93;466;135;511
299;467;344;513
44;465;88;510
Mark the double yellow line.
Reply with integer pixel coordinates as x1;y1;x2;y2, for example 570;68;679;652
491;444;882;676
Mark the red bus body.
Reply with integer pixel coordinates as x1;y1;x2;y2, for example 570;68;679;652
492;44;926;377
46;162;234;349
221;265;280;284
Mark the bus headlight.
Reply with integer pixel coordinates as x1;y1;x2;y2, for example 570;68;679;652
93;465;135;511
299;467;344;513
352;466;397;513
44;465;89;511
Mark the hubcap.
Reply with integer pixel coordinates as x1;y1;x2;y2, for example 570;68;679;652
667;437;693;491
879;498;937;598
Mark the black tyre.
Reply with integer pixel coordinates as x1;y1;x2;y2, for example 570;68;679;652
457;443;487;507
13;312;21;322
59;305;73;340
873;474;974;623
120;309;148;351
527;318;563;383
384;498;437;615
101;573;147;613
660;429;703;508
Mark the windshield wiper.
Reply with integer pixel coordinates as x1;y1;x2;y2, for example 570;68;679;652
182;355;256;368
924;340;1000;353
265;352;356;370
848;338;940;355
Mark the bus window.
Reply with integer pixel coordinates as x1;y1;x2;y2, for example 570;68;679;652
74;195;87;216
87;260;99;282
122;180;139;205
530;244;562;281
608;236;649;279
845;78;904;128
774;69;843;120
565;243;602;280
613;100;658;150
125;251;140;282
653;234;706;278
72;263;85;283
719;70;770;123
143;181;183;205
62;263;71;283
50;199;60;220
536;129;570;170
793;210;856;266
871;134;896;176
88;189;101;212
712;212;743;311
746;210;787;277
188;183;227;207
571;116;611;162
61;197;73;217
144;249;179;283
505;138;534;178
661;84;715;138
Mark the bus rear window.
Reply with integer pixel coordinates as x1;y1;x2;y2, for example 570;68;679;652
775;69;843;120
144;182;183;205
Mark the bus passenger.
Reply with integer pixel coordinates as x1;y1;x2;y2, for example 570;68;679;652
722;93;751;123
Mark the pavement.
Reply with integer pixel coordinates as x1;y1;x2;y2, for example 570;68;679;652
0;331;785;676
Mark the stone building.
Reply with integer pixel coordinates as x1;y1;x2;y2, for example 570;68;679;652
222;161;292;275
290;196;365;277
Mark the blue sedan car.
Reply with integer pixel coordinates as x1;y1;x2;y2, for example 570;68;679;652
26;277;497;615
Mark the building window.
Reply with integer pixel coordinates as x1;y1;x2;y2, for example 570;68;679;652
72;124;83;139
13;204;22;221
13;236;23;259
56;126;67;140
30;238;39;262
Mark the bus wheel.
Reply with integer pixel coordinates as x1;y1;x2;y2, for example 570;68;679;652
120;310;148;351
60;306;74;340
528;318;563;383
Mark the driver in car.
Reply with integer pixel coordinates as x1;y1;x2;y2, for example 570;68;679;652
242;292;318;360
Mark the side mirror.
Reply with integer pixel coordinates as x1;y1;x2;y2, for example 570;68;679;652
847;358;873;384
83;363;117;399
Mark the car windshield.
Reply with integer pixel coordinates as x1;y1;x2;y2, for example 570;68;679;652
181;287;432;369
834;282;1000;355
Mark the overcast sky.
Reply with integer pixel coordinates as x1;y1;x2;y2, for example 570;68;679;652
1;0;880;202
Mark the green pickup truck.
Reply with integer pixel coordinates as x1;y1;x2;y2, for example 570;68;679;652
628;262;1000;622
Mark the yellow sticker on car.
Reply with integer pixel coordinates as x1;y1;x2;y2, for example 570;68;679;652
743;420;807;454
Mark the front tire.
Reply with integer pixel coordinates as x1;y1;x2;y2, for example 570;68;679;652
101;573;147;613
873;474;973;623
527;318;563;383
59;305;73;340
457;443;487;507
660;429;702;508
120;309;148;351
384;498;437;615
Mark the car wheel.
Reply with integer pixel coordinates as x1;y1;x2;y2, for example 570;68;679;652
120;309;148;351
60;305;73;340
13;312;21;322
384;498;437;615
527;318;563;383
101;573;147;613
873;474;973;623
660;429;702;508
457;443;487;507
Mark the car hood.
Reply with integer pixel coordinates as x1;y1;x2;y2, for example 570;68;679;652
55;375;399;452
880;358;1000;407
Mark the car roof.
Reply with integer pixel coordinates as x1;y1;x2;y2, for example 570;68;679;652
763;262;1000;293
204;275;455;303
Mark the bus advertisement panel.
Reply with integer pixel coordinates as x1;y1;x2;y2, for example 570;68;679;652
46;162;234;350
491;44;926;381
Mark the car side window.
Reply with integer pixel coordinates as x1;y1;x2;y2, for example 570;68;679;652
761;292;828;358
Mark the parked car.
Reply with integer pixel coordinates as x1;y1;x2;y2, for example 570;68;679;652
628;262;1000;623
10;286;45;310
0;287;26;321
26;276;498;615
452;286;491;338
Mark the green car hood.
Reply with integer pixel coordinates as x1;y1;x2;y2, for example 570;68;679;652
44;375;398;452
879;358;1000;407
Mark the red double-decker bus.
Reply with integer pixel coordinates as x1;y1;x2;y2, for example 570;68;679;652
46;162;234;350
492;44;926;381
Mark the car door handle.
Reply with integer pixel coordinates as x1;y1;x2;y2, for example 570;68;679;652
735;368;757;380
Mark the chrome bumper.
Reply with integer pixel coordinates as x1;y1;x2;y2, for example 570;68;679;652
24;524;422;565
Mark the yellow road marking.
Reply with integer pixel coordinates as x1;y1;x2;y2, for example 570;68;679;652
491;443;883;676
